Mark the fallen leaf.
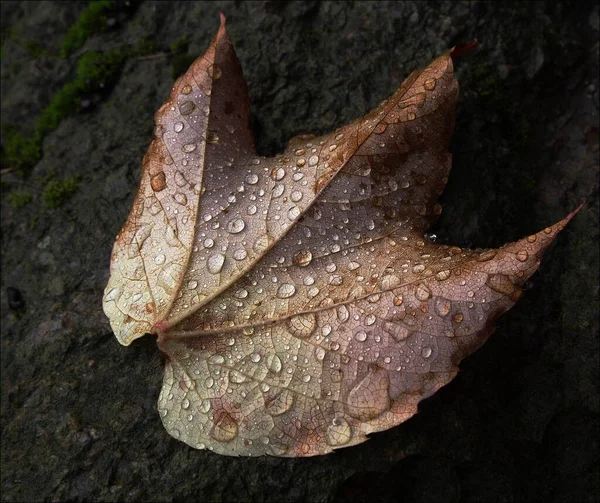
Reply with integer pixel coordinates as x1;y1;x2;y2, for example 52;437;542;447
103;15;580;456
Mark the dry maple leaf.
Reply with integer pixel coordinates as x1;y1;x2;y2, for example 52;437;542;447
103;15;580;457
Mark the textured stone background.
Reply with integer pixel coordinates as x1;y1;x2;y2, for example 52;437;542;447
1;1;598;501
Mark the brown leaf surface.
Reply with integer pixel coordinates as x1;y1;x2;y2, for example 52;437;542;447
103;15;579;456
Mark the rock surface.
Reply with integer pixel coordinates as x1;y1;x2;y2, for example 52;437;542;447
1;1;598;501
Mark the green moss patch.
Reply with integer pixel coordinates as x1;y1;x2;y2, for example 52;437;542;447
60;0;116;57
43;176;79;208
6;191;32;208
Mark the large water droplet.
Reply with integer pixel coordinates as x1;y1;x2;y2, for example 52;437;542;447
271;167;286;181
265;388;294;416
346;366;390;420
286;313;316;338
272;184;284;198
336;305;350;322
226;218;246;234
292;250;312;267
355;331;367;342
435;298;451;317
267;354;282;373
277;283;296;299
435;270;451;281
287;206;300;220
209;411;239;442
415;283;431;301
233;249;248;261
207;253;225;274
179;101;195;116
326;417;352;447
173;192;187;206
151;172;167;192
424;78;437;90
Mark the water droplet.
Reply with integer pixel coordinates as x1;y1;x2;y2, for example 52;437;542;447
251;353;261;363
233;249;247;260
355;331;367;342
415;283;431;301
208;64;222;80
151;172;166;192
287;206;300;220
453;312;464;323
179;100;195;116
303;276;315;286
421;346;432;358
476;250;497;262
209;411;239;442
207;253;225;274
326;417;352;446
265;389;294;415
226;218;246;234
174;171;188;187
346;366;390;420
336;305;350;322
412;264;425;273
183;143;197;153
247;204;257;215
272;184;285;198
105;287;121;301
208;354;225;364
207;131;219;144
234;288;248;299
187;280;198;290
315;347;325;361
292;250;312;267
271;167;286;181
365;314;376;326
516;250;529;262
348;261;360;271
181;85;192;95
329;274;343;286
286;313;316;338
203;238;214;248
230;370;246;383
308;155;319;166
381;274;401;289
435;270;451;281
253;235;270;253
277;283;296;299
205;377;215;388
290;190;303;202
245;173;258;184
267;354;282;373
408;112;416;120
154;254;166;265
173;192;187;206
296;158;306;167
424;78;437;90
435;298;451;317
